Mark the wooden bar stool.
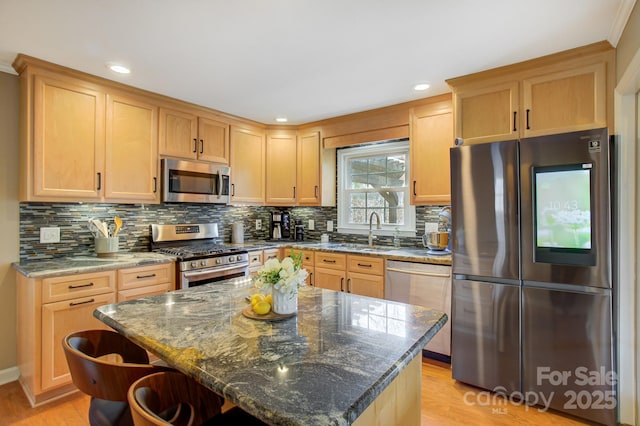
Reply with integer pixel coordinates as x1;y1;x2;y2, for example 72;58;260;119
128;371;268;426
63;329;171;426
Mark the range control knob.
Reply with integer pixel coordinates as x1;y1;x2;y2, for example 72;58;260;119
228;256;235;262
190;261;197;268
200;260;207;267
236;255;243;261
216;258;222;265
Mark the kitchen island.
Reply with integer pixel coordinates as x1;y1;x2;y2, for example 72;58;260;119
94;277;447;425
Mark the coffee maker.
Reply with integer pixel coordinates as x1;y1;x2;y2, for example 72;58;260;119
270;210;291;240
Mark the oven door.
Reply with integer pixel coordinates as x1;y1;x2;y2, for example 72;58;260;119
181;263;248;289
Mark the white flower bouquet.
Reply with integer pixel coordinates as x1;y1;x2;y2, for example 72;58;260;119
254;251;308;295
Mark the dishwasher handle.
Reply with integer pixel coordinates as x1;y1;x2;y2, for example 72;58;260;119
386;267;450;278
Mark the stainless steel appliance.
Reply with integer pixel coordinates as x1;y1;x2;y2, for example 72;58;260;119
151;223;248;289
385;260;452;358
450;128;615;425
161;159;230;204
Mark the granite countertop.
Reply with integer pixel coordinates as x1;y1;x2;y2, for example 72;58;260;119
12;252;176;278
94;277;447;425
242;241;452;266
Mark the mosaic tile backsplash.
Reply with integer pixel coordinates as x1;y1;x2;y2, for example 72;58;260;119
19;203;447;260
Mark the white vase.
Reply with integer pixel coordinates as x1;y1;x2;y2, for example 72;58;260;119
272;287;298;315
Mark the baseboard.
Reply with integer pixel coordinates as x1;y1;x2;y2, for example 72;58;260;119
0;366;20;386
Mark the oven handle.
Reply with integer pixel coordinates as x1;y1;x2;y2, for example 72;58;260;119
183;263;249;280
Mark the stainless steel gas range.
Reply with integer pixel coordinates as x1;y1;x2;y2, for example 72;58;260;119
151;223;249;289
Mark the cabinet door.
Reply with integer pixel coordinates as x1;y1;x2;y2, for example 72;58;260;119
348;271;384;299
41;292;115;392
105;93;159;202
198;117;229;164
266;131;297;205
410;101;453;205
229;126;265;204
453;81;519;144
297;131;321;205
33;75;105;199
522;62;606;138
158;107;198;159
315;267;345;292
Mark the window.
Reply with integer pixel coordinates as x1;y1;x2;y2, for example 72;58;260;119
337;140;415;235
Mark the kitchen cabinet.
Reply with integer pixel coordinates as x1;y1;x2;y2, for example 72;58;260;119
248;250;264;275
265;130;322;206
159;107;229;164
447;41;614;145
301;250;315;286
229;125;266;204
263;248;282;262
105;91;159;203
117;263;174;300
314;252;384;298
409;99;453;205
17;270;117;405
296;131;321;206
266;130;297;205
17;61;160;203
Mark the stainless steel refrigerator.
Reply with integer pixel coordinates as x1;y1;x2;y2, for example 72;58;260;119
450;128;615;425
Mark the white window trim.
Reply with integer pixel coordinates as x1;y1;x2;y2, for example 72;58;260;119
337;140;416;236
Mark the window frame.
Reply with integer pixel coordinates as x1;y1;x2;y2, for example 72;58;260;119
337;140;416;237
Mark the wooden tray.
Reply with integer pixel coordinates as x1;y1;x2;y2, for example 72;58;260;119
241;306;296;321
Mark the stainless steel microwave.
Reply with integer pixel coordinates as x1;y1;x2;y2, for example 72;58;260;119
161;159;230;204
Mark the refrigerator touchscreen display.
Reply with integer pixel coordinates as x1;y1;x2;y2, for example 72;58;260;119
533;163;595;265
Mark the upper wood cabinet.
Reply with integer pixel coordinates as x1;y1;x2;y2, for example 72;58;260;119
266;130;297;205
409;99;453;205
159;107;229;164
265;129;321;206
447;41;614;145
105;92;159;202
21;68;159;203
296;130;321;206
31;74;105;200
229;125;266;204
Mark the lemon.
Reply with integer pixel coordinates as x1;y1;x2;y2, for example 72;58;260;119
253;301;271;315
250;293;264;306
264;294;273;305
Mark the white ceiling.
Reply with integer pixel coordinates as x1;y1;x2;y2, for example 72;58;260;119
0;0;633;125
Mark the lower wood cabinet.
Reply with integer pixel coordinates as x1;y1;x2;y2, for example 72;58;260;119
313;251;384;298
16;261;174;406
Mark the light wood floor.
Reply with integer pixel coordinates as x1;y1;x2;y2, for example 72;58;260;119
1;358;592;425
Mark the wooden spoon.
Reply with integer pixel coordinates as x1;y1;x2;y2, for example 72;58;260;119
113;216;122;237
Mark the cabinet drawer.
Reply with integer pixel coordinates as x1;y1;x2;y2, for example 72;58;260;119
42;271;116;303
348;255;384;275
315;252;346;270
248;251;263;268
263;248;281;262
118;263;173;290
118;283;172;302
301;250;315;267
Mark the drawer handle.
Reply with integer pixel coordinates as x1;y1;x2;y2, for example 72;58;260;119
347;278;352;293
136;273;157;279
357;263;372;268
70;298;95;307
323;259;336;264
68;282;94;290
340;277;344;292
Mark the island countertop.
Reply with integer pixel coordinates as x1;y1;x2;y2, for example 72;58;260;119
94;277;447;425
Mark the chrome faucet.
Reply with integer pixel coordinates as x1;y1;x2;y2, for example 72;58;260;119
368;212;381;246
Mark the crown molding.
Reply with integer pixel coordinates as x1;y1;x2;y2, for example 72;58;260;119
608;0;637;46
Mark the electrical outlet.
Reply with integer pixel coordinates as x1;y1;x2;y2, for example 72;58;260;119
327;220;333;232
424;222;438;233
308;219;314;230
256;219;262;230
40;227;60;243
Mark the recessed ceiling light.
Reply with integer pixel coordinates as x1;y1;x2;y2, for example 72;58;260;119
275;117;288;123
413;83;430;91
107;63;131;74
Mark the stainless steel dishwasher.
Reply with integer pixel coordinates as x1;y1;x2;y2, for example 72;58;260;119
385;260;451;357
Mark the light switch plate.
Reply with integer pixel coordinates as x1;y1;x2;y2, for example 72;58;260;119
308;219;315;230
327;220;333;232
424;222;438;233
256;219;262;230
40;227;60;243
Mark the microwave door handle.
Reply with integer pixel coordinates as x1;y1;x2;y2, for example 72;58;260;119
217;170;221;199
